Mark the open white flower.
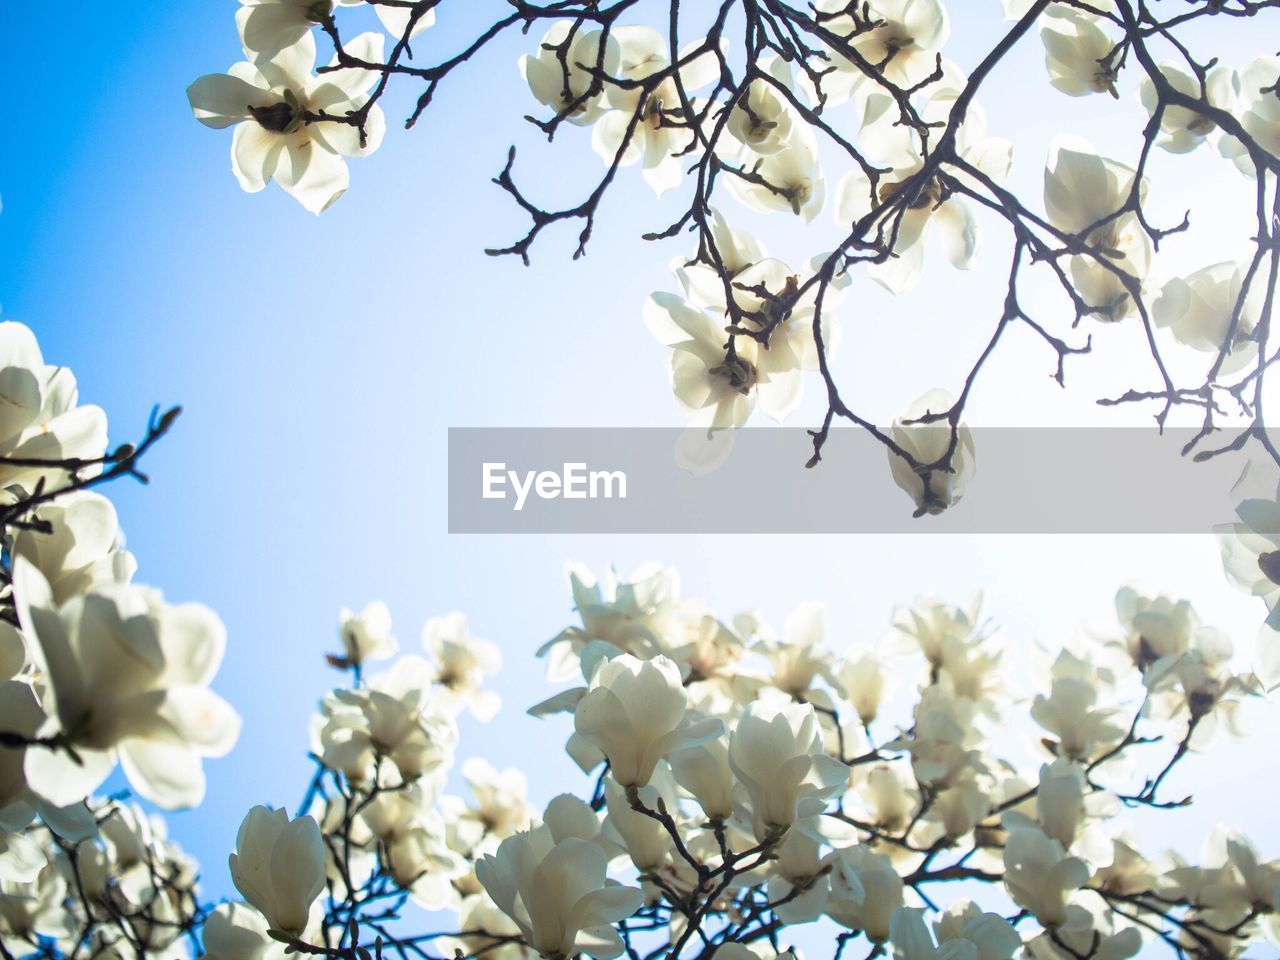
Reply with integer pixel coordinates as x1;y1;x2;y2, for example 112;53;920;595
645;291;758;431
1044;137;1152;322
229;806;326;940
187;31;386;213
336;600;398;667
1220;57;1280;176
541;562;684;679
202;901;289;960
886;389;975;516
1216;482;1280;689
1031;649;1128;762
724;57;799;158
0;861;68;953
521;21;620;125
648;255;841;429
668;732;735;821
826;845;904;944
475;822;643;959
1040;9;1120;97
890;905;1019;960
0;681;43;814
15;560;240;809
0;322;107;493
236;0;360;60
836;84;1011;294
814;0;950;91
1139;63;1229;154
358;786;467;907
573;654;721;787
728;700;848;838
1112;587;1199;675
12;492;134;606
441;758;537;856
1153;261;1262;375
592;27;719;196
423;612;502;720
312;654;459;784
836;646;898;726
726;131;826;222
931;901;1023;960
1002;825;1091;929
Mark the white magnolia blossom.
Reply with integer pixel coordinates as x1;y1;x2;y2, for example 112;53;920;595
475;816;643;960
0;322;107;493
826;845;904;943
236;0;427;63
187;31;387;213
423;612;502;720
1216;486;1280;689
573;653;722;787
726;127;826;222
1040;9;1119;97
886;389;976;516
229;806;326;939
337;599;398;667
889;905;1020;960
1111;586;1201;674
312;654;459;784
14;560;240;809
591;27;719;196
759;602;839;699
1031;648;1128;762
1044;136;1152;322
356;784;467;906
440;758;537;856
1220;56;1280;175
647;243;844;430
728;700;848;839
540;562;685;678
836;82;1012;295
1144;627;1251;752
814;0;950;92
667;733;735;821
12;492;134;607
1154;261;1262;374
1139;63;1231;154
723;57;799;158
836;645;899;726
521;21;620;125
201;901;288;960
0;861;69;954
1002;825;1091;930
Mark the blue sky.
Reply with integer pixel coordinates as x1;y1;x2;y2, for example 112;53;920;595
0;0;1275;918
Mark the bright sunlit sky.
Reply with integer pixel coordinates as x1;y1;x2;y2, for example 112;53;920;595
0;0;1276;919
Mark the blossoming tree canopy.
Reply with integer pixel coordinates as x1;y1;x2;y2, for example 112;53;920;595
190;0;1280;521
0;312;1274;955
7;0;1280;957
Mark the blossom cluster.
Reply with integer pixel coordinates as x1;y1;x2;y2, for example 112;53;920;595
189;1;1280;533
0;319;240;956
0;312;1275;959
199;561;1275;960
